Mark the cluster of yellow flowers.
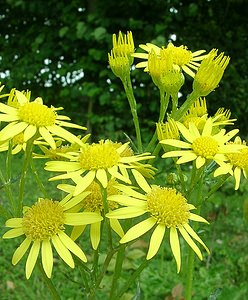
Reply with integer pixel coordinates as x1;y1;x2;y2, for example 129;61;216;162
0;30;247;284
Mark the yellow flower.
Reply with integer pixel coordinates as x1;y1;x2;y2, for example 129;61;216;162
156;118;180;141
107;179;209;272
0;132;27;154
45;139;154;196
160;118;244;169
193;49;230;96
58;179;124;249
133;42;206;78
2;197;103;279
214;137;248;190
0;90;86;149
108;31;134;80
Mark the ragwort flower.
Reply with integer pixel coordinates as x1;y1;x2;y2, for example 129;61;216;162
108;31;135;80
0;90;86;149
214;137;248;190
160;118;244;169
45;139;154;196
193;49;230;96
133;42;206;78
107;177;209;272
2;197;103;279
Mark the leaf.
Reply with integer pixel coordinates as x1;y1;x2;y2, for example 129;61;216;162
208;288;222;300
59;26;69;38
93;27;106;41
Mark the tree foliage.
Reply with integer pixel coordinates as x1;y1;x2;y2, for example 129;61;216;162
0;0;247;141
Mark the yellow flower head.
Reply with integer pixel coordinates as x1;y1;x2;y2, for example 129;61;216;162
58;179;124;249
133;41;206;78
107;180;209;272
160;118;244;169
45;139;154;196
157;118;180;142
214;136;248;190
212;107;236;128
0;132;27;154
0;90;86;149
182;97;208;130
193;49;230;96
108;31;134;80
2;197;103;279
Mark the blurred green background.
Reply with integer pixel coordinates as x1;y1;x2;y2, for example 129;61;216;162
0;0;247;142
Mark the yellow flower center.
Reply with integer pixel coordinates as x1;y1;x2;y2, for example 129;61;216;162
166;44;192;66
22;199;65;240
192;136;218;157
81;180;119;212
13;133;25;145
146;186;190;227
79;141;120;170
18;102;56;126
226;148;248;169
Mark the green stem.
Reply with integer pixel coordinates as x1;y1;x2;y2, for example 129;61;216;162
116;260;149;299
30;158;49;198
17;138;35;216
101;186;113;250
110;245;126;299
37;259;61;300
171;92;179;116
0;168;14;218
145;92;170;153
158;91;170;122
95;248;118;289
122;76;143;153
184;247;195;300
173;90;199;121
205;174;230;201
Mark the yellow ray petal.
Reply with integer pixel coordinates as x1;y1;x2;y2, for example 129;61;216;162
96;169;108;188
109;218;124;237
90;222;101;250
170;227;181;273
71;225;86;241
58;231;87;262
23;124;37;142
39;126;56;149
26;240;41;279
5;218;23;227
73;171;96;195
2;227;24;239
0;121;28;141
41;240;53;278
160;139;191;149
177;122;195;143
195;156;206;169
178;226;202;260
120;217;156;244
183;223;210;254
48;124;84;146
131;169;151;193
234;167;241;190
52;235;74;268
12;238;32;265
147;224;165;260
65;212;103;226
176;153;197;164
45;161;81;172
107;206;147;219
189;213;209;224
